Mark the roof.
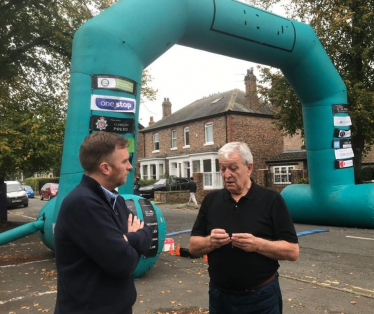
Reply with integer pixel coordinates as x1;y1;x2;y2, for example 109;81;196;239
266;150;307;163
141;89;276;132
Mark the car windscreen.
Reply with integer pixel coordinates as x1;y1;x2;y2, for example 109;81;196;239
154;179;166;185
51;184;59;189
7;184;23;193
22;185;32;190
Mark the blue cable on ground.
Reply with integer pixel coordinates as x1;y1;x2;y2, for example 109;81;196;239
166;229;329;237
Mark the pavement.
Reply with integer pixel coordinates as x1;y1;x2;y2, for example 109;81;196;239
1;199;374;313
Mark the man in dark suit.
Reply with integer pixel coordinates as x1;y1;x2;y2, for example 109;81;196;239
54;132;152;314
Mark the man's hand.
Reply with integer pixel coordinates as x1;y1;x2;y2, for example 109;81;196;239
127;213;144;232
210;228;231;249
230;233;258;252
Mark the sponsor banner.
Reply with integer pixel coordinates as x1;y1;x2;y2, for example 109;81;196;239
334;116;351;126
334;128;351;138
90;115;135;133
91;95;136;113
138;199;158;257
335;159;354;169
331;139;352;149
332;104;349;114
92;74;136;95
334;148;354;160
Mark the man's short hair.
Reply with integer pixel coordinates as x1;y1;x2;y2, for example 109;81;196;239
79;132;129;174
190;177;194;180
218;142;253;165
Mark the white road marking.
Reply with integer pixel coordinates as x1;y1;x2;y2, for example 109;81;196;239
0;290;56;305
0;259;55;268
346;236;374;241
7;212;36;220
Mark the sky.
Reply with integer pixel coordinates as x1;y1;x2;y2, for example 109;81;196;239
139;1;287;126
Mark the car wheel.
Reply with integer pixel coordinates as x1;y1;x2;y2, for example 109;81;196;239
24;203;28;208
48;195;51;201
40;194;44;200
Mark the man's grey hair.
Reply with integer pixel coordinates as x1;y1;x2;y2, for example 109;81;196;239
218;142;253;165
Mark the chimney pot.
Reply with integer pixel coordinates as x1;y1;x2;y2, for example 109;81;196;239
162;97;172;118
244;69;260;111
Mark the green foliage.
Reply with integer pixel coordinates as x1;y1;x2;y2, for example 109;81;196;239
360;167;373;182
295;177;309;184
0;0;157;179
23;176;59;193
249;0;374;183
139;179;157;187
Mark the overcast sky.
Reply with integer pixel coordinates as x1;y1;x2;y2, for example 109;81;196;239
139;2;287;126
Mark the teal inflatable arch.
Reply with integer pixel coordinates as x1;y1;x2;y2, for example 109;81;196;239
1;0;374;277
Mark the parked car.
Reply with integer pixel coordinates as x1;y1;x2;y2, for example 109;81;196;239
22;184;35;198
139;177;191;199
5;181;29;208
40;183;59;200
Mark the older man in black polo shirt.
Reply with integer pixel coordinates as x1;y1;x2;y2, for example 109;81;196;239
188;142;299;314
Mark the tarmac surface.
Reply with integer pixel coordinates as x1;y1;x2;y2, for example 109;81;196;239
1;198;374;313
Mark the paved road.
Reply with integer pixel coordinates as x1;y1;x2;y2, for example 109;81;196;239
1;198;374;313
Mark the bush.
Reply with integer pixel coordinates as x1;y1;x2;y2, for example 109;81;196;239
23;177;60;194
295;177;309;184
360;167;373;182
139;179;157;187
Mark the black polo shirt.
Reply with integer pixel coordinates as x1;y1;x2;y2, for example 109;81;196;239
191;180;298;291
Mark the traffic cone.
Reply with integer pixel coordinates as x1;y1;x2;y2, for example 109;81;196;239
203;254;208;262
168;245;175;255
175;244;180;256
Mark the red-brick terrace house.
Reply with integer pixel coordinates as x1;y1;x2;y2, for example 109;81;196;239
136;69;284;190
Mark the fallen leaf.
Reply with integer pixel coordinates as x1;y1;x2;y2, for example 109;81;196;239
351;301;357;305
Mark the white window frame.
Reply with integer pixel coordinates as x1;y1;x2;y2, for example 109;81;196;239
171;129;177;150
204;122;214;145
274;166;294;184
153;133;159;152
183;127;190;148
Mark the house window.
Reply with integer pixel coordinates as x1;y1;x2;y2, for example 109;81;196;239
159;164;164;177
171;130;177;149
150;164;156;180
205;122;213;145
184;127;190;147
203;159;212;186
142;165;148;180
274;166;294;184
153;133;159;151
192;160;200;173
170;162;178;176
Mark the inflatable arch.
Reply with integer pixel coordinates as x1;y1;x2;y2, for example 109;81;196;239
1;0;374;277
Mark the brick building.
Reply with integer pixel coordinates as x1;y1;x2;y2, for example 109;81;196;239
136;68;284;190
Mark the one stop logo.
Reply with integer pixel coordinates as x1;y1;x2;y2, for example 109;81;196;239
91;95;136;113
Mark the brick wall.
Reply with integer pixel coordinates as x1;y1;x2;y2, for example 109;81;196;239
141;116;227;158
363;149;374;164
283;132;304;150
229;114;284;180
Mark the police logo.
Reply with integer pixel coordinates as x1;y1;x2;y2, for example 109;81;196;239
334;128;351;138
95;117;108;130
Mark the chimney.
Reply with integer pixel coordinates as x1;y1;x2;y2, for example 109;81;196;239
149;116;155;126
162;97;172;118
244;68;260;111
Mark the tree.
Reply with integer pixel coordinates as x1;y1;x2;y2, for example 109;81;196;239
0;0;157;179
250;0;374;183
